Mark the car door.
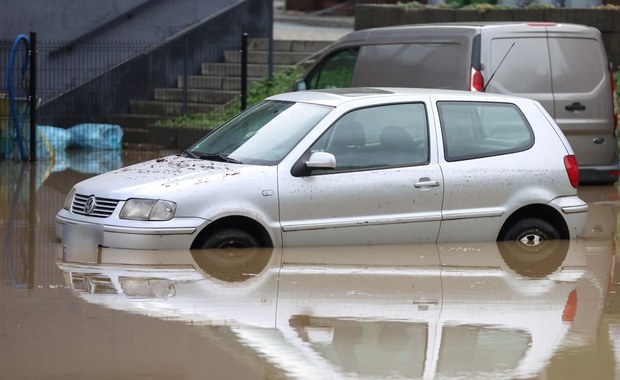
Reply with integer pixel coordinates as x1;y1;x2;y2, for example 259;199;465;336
434;100;538;243
277;102;443;246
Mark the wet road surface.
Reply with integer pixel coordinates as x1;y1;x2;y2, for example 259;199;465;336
2;150;620;379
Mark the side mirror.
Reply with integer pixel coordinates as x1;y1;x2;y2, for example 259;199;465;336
306;152;336;169
293;79;308;92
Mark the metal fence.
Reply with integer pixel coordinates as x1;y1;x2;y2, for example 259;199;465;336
1;35;250;159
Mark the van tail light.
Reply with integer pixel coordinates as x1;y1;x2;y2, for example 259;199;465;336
611;68;618;131
470;67;484;92
564;155;579;188
562;290;578;322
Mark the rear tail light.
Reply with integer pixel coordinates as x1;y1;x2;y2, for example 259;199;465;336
610;68;618;133
562;290;578;322
470;67;484;92
564;155;579;188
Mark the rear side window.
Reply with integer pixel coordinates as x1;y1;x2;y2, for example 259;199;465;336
355;43;470;89
548;37;607;94
305;48;359;89
438;102;534;162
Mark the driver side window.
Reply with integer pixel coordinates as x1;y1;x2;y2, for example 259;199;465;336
310;103;429;173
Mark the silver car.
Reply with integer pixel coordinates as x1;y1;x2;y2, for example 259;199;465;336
56;88;588;251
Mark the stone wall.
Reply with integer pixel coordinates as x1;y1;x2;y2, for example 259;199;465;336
355;5;620;67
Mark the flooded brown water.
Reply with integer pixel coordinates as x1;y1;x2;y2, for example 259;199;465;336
2;150;620;379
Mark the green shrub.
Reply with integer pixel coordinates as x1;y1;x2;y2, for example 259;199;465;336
154;65;305;129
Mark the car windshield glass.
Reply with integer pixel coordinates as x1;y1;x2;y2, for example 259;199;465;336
188;100;332;165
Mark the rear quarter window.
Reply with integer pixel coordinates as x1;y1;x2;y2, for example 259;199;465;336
354;43;470;89
438;102;534;162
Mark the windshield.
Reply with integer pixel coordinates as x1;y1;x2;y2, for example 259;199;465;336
187;100;331;165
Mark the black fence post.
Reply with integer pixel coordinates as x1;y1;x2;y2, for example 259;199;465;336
241;32;248;112
29;32;37;162
268;2;273;80
182;37;188;115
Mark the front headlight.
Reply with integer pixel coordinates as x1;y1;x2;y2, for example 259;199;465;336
120;198;176;221
63;188;76;210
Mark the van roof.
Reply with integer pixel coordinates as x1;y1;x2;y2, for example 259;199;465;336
337;22;598;45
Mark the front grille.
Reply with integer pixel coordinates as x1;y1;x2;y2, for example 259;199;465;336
72;193;119;218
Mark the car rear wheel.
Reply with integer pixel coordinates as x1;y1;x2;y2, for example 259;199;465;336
198;228;259;249
498;218;567;277
499;217;561;247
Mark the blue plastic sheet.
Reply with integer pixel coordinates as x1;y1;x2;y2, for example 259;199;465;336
68;123;123;150
33;123;123;160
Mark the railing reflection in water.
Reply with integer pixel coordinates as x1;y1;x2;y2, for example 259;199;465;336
1;149;123;289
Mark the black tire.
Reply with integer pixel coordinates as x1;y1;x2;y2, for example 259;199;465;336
498;217;567;277
499;217;561;248
198;228;259;249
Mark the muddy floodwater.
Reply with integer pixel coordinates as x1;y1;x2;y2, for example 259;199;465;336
2;150;620;379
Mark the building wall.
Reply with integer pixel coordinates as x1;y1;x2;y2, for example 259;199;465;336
2;0;238;43
1;0;272;127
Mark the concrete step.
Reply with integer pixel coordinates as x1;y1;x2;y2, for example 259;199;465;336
249;38;332;53
153;88;238;104
177;75;261;90
130;100;220;116
107;114;163;131
201;62;289;77
118;39;329;147
224;50;315;65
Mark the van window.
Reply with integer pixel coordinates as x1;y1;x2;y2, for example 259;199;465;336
310;103;429;171
305;48;359;89
489;38;551;94
548;38;607;93
438;102;534;162
354;43;470;89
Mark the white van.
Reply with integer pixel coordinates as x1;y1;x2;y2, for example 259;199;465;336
294;22;619;184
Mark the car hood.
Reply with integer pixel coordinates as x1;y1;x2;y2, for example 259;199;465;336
73;155;268;199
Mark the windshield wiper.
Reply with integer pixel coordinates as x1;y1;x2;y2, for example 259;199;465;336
182;149;199;159
198;153;243;164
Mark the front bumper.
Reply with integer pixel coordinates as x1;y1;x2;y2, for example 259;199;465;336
56;210;206;251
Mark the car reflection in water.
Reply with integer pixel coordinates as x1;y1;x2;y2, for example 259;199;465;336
56;232;613;380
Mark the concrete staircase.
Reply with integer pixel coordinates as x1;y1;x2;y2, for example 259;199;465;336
112;38;331;146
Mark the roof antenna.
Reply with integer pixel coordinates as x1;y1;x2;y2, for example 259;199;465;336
483;42;515;92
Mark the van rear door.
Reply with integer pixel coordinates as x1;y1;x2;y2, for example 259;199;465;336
480;24;554;119
546;26;616;168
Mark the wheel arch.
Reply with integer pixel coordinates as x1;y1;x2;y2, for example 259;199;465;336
498;204;569;240
191;216;274;248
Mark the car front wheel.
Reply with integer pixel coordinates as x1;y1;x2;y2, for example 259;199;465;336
198;228;259;249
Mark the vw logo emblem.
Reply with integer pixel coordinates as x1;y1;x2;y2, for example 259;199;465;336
84;195;96;215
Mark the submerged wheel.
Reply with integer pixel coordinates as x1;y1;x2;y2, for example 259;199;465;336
499;218;561;248
498;217;567;277
198;228;259;249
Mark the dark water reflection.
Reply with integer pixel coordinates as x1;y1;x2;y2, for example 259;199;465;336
1;153;620;379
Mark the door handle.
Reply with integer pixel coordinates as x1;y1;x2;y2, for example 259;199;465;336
414;177;440;189
565;102;586;112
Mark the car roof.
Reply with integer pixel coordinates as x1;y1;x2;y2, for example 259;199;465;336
267;87;530;107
